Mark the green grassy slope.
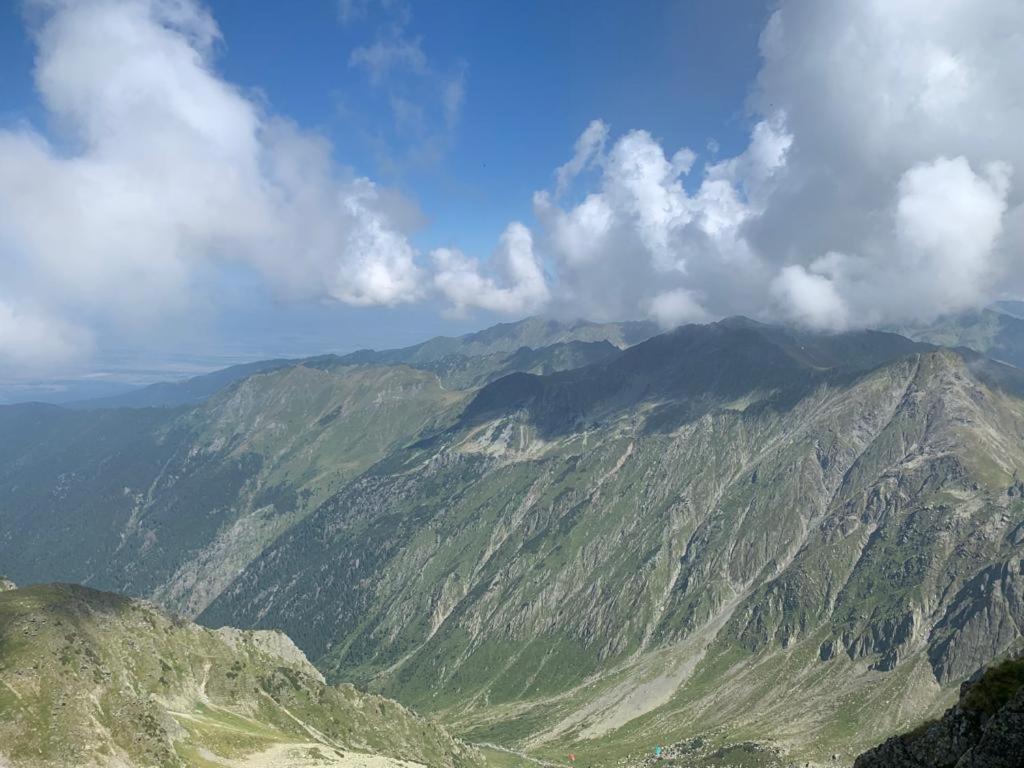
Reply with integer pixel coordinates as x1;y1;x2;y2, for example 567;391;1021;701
334;317;657;366
0;363;470;618
0;583;482;768
0;319;648;620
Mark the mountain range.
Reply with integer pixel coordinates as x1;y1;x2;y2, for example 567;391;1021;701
2;310;1024;766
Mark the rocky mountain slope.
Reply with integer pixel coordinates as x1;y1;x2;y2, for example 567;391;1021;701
0;318;646;620
854;655;1024;768
0;583;482;768
201;320;1024;765
4;316;1024;766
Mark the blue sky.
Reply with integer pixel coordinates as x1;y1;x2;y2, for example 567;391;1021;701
0;0;1021;401
202;1;771;256
0;0;770;390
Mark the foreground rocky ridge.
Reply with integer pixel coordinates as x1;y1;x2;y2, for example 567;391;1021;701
855;655;1024;768
0;583;482;768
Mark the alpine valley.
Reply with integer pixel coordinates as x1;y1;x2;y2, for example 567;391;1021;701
3;311;1024;767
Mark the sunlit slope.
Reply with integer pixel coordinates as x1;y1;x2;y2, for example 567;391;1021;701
205;322;1024;764
0;583;482;768
0;317;650;620
0;363;469;618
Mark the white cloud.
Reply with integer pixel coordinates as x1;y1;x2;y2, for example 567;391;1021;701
452;0;1023;330
349;35;427;84
0;302;92;370
525;120;784;327
432;223;549;315
648;289;711;328
745;0;1024;326
895;157;1009;299
771;263;849;331
0;0;423;373
555;119;608;198
4;0;1024;374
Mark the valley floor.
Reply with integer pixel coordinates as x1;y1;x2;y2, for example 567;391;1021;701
179;743;424;768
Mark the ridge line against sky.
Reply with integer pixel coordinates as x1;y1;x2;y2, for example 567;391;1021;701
0;0;1022;385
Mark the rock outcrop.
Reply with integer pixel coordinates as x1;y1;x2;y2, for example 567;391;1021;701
0;583;482;768
855;656;1024;768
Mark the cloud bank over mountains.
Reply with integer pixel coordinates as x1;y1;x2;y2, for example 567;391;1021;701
0;0;1021;371
448;0;1024;328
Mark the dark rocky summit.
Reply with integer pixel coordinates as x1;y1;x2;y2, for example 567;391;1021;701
855;656;1024;768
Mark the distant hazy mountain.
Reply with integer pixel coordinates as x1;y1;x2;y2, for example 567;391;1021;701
0;583;481;768
898;307;1024;369
65;358;295;410
0;378;141;406
993;300;1024;319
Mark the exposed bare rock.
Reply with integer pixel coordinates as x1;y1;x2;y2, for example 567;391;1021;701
855;656;1024;768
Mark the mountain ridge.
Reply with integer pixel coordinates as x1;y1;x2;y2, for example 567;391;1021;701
62;317;659;411
0;582;483;768
3;316;1024;766
199;327;1024;764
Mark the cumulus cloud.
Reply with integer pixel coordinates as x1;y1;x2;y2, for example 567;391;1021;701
771;263;849;331
432;223;549;315
647;289;711;328
452;0;1023;330
4;0;1024;375
0;0;424;373
749;0;1024;329
520;118;789;325
0;302;92;370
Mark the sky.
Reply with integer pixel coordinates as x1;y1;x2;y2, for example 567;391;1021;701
0;0;1022;400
